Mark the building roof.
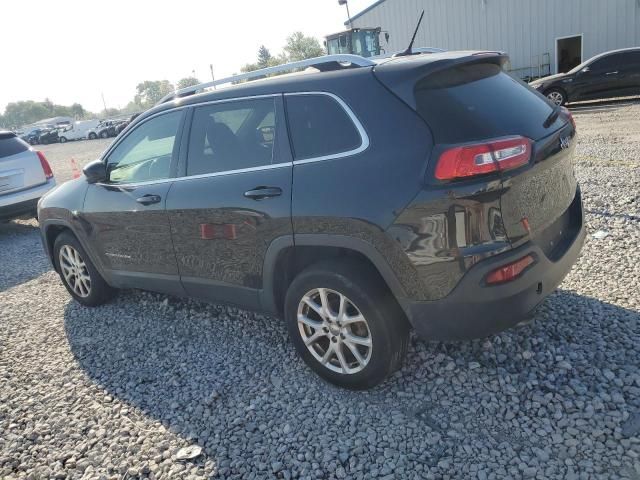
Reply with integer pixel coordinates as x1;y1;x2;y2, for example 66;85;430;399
345;0;388;26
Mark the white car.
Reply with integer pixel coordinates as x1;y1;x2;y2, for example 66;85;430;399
58;120;100;143
0;131;56;221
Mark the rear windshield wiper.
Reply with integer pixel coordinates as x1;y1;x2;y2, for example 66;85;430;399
543;105;561;129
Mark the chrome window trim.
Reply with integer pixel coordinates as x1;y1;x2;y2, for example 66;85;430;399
97;162;291;188
284;91;369;165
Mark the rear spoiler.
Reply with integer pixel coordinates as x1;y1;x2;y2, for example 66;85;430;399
372;51;508;111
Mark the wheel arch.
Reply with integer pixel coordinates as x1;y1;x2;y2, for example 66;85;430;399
42;220;104;278
261;235;408;317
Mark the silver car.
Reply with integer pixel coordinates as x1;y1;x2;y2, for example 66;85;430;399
0;131;56;222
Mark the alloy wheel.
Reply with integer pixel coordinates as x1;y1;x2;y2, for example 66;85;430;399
59;245;91;297
547;91;564;106
297;288;372;374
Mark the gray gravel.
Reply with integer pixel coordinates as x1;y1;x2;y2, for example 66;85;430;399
1;102;639;479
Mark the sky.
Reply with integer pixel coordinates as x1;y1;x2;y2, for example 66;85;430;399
0;0;374;114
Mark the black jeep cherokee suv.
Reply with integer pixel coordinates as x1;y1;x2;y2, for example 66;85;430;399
38;51;585;389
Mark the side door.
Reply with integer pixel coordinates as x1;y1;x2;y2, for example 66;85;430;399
82;109;186;295
574;53;625;100
166;96;292;309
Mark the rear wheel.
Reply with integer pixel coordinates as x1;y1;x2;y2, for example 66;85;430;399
545;88;567;106
284;260;409;389
53;231;115;306
59;136;67;143
99;131;109;139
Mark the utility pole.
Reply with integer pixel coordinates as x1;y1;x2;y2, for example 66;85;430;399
339;0;352;28
101;92;107;113
209;64;216;89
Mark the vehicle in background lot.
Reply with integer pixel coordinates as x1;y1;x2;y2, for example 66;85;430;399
58;120;101;143
21;128;45;145
87;120;123;139
326;27;385;57
530;47;640;105
38;128;60;145
114;119;130;136
39;51;585;389
113;113;141;136
0;131;56;221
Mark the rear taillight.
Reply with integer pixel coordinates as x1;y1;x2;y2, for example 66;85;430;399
36;151;54;179
486;254;535;285
435;136;532;181
562;106;576;130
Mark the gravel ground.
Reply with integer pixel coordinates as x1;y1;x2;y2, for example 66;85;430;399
1;102;639;479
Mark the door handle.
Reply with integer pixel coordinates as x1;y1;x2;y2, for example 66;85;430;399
244;186;282;200
136;194;162;205
605;71;619;75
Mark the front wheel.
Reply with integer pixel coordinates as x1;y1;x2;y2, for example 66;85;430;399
284;260;410;389
88;132;97;140
53;231;116;306
545;88;567;106
99;131;109;139
59;136;67;143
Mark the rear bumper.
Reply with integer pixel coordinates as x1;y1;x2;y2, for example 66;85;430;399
399;206;586;341
0;179;56;221
0;197;40;221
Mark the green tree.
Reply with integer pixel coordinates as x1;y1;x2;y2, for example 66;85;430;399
70;103;86;119
177;77;200;89
2;101;49;127
134;80;174;108
257;45;273;68
283;32;324;62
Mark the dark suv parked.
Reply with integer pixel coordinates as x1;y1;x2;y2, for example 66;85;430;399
38;51;585;389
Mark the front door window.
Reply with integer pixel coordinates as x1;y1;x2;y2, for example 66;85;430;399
106;110;182;184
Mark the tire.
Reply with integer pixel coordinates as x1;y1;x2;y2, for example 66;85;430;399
99;131;109;139
88;132;97;140
59;136;67;143
53;231;116;306
284;259;410;389
545;88;567;106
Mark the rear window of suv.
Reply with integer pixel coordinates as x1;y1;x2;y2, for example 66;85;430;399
415;63;557;144
0;132;29;159
285;94;362;160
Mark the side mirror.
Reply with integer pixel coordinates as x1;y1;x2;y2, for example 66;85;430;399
83;159;107;184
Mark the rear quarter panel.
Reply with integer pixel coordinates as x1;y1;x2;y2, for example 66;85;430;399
290;71;433;299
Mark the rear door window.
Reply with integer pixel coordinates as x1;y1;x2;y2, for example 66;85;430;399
285;94;362;160
0;133;29;159
186;98;276;176
414;63;557;144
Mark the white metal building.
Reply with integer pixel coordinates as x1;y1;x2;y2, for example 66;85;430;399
348;0;640;78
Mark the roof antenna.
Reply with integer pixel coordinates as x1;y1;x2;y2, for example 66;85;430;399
395;10;425;57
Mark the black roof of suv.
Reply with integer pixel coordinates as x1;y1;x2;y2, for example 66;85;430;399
38;51;585;389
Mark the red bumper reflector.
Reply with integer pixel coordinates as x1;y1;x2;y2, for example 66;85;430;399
486;254;535;285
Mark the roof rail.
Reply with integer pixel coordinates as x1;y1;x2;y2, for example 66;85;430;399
158;54;376;104
372;46;445;60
